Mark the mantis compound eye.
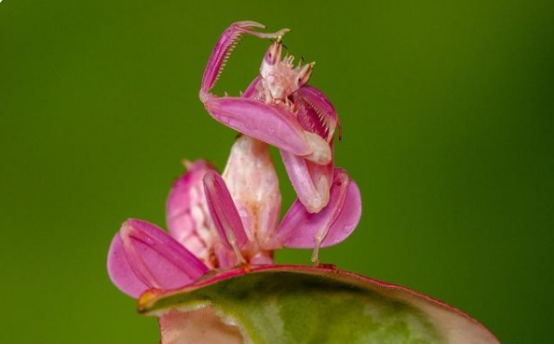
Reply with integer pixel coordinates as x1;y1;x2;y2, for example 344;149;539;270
295;62;315;89
264;37;283;66
260;38;283;78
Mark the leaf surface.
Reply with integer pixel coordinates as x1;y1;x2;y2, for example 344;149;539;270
138;265;498;344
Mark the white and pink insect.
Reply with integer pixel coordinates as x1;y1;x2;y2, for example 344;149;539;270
107;21;361;298
200;21;344;214
104;24;499;345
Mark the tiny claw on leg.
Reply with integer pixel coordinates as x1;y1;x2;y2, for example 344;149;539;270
311;216;335;264
311;242;321;264
234;21;290;39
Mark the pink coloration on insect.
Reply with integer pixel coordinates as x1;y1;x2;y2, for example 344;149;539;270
104;23;498;345
107;21;362;299
108;137;361;298
199;21;343;213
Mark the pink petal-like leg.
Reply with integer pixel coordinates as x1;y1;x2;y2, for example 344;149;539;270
277;86;341;212
107;219;209;298
274;169;362;263
204;97;315;157
280;149;333;213
203;170;248;263
107;234;149;298
200;21;289;102
166;160;215;267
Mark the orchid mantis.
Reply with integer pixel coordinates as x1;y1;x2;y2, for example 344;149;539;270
108;135;361;298
106;21;498;344
199;21;341;214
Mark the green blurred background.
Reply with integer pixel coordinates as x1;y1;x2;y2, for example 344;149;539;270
1;0;553;343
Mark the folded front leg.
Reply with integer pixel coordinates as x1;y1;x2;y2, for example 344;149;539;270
204;97;332;164
200;21;289;102
280;149;334;213
276;85;340;211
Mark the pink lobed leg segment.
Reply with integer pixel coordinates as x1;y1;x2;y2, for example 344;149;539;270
204;97;313;157
203;170;248;261
107;234;150;298
166;160;214;266
277;85;340;212
280;149;333;213
275;169;362;260
107;219;209;298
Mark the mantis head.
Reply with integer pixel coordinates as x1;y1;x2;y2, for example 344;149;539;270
260;37;315;100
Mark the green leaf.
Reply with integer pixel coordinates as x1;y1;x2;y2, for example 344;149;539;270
138;265;498;343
